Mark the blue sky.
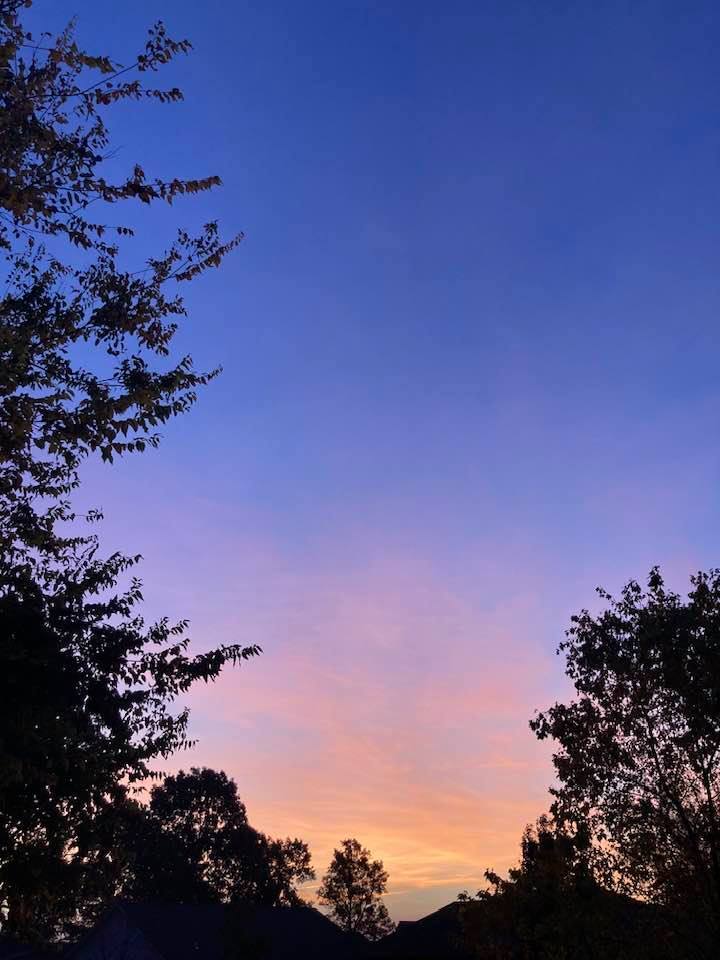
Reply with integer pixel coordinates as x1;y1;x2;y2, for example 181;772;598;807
33;0;720;918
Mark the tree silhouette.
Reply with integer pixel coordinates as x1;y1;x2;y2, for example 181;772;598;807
460;817;681;960
0;0;241;562
531;568;720;958
318;838;394;941
150;768;250;858
0;561;258;941
0;2;254;943
26;769;315;936
132;769;315;908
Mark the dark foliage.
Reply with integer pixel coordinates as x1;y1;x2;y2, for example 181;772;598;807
0;1;255;943
128;768;315;909
319;839;395;941
460;817;682;960
0;0;242;563
0;766;314;943
0;527;258;941
531;569;720;958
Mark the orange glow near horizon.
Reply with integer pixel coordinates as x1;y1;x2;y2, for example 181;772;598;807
91;456;710;924
157;540;561;921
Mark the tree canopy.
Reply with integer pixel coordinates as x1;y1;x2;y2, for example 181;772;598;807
10;768;316;940
459;817;681;960
0;0;241;563
318;838;394;941
531;568;720;957
0;557;257;940
139;768;315;908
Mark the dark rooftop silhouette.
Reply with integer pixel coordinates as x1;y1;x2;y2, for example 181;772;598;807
0;938;52;960
370;903;471;959
64;902;370;960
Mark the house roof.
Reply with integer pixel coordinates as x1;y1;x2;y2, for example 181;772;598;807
0;937;53;960
370;902;471;959
64;901;369;960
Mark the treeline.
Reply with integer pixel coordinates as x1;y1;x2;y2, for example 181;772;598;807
4;762;390;943
4;766;314;941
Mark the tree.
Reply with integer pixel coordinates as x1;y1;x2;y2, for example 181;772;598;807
318;838;394;941
129;768;315;908
531;568;720;958
459;817;676;960
149;768;250;860
0;2;255;943
0;1;242;564
0;557;259;941
14;768;315;937
262;837;315;908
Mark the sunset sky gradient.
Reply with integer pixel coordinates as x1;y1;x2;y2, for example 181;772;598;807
37;0;720;920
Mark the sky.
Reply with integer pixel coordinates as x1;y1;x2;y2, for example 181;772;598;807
33;0;720;920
